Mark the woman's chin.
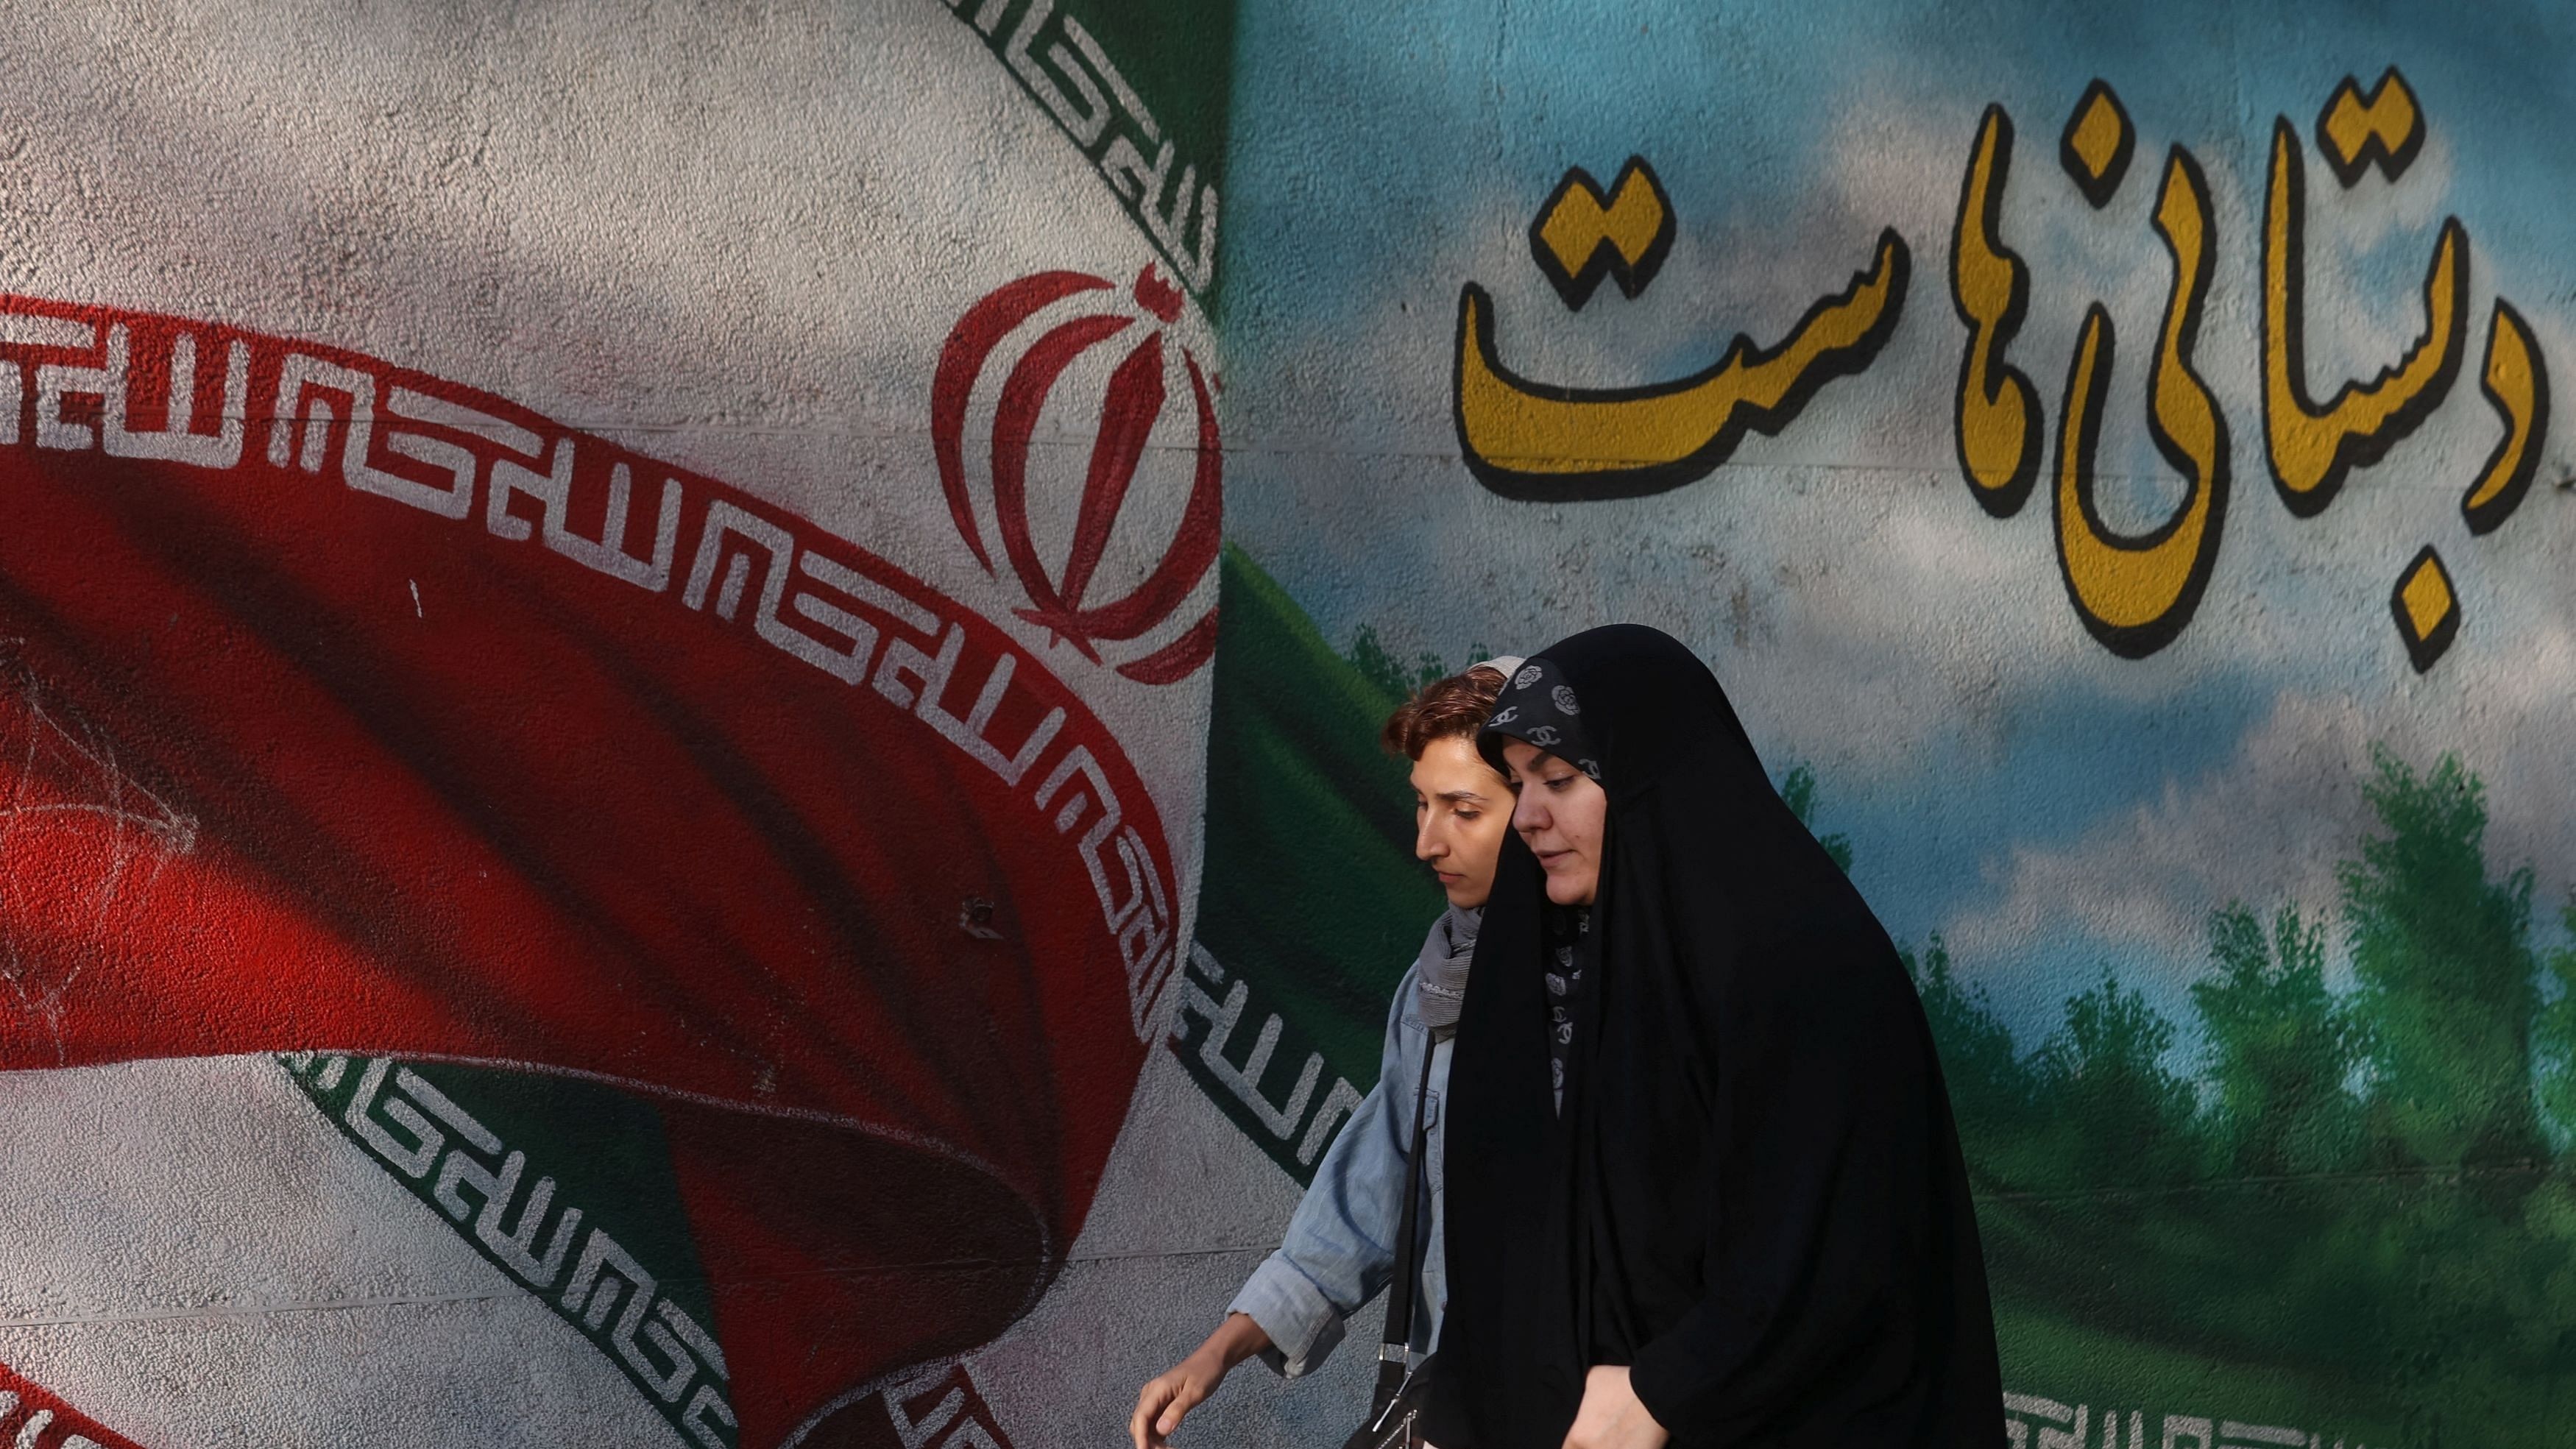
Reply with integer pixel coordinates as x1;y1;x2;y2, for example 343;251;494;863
1543;878;1597;907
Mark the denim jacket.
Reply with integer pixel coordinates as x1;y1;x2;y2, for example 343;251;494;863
1228;957;1450;1376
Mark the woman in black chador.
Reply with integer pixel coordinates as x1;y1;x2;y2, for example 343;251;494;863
1430;626;2001;1449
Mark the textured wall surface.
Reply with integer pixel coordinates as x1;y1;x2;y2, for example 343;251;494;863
0;3;2569;1446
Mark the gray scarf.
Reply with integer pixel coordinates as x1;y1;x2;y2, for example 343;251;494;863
1415;903;1482;1036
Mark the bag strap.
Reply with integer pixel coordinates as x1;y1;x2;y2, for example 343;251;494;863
1378;1033;1440;1362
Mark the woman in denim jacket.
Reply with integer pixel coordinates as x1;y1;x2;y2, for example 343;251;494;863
1129;659;1520;1448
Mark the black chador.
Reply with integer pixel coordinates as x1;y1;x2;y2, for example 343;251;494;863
1432;626;2003;1447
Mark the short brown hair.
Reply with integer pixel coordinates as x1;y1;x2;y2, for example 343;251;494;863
1381;665;1510;760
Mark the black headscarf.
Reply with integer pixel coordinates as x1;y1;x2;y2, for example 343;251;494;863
1434;625;2001;1448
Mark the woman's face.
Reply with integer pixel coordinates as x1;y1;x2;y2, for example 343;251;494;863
1503;738;1608;907
1411;734;1514;909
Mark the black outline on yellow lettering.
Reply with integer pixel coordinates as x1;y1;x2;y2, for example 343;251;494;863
1454;230;1911;503
1528;157;1678;311
2051;148;2231;661
1950;102;2042;518
2053;305;2118;631
2058;78;2136;210
2261;116;2469;519
2390;544;2460;673
2465;299;2547;536
2316;67;2425;189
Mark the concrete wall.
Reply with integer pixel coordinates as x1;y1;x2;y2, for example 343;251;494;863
0;3;2568;1445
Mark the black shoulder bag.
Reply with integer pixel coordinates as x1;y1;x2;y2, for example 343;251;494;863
1343;1041;1441;1449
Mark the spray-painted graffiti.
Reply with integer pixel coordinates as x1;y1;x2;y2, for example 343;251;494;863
0;653;197;1063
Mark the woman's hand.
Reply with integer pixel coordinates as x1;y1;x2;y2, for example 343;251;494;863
1129;1313;1271;1448
1561;1364;1669;1449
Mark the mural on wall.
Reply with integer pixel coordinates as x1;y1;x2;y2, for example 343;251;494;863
0;2;2570;1448
1190;3;2575;1448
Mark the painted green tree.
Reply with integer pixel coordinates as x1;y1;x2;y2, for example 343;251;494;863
1902;936;2037;1180
2341;749;2545;1168
1778;762;1854;873
2034;970;2198;1189
1938;748;2576;1446
2541;900;2576;1144
2193;904;2363;1177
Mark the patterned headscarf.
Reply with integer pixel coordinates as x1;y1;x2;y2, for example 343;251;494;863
1476;654;1602;784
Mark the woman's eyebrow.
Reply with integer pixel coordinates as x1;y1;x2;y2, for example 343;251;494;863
1435;787;1487;804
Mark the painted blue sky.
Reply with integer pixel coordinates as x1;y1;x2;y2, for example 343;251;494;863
1211;0;2576;1051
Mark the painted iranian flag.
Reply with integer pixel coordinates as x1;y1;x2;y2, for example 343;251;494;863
0;2;1232;1445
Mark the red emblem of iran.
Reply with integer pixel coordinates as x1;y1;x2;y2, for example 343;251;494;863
933;265;1222;684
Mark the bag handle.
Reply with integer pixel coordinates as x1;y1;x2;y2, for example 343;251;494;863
1353;1033;1442;1448
1378;1035;1439;1366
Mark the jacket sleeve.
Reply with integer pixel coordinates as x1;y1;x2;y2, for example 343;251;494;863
1226;961;1423;1377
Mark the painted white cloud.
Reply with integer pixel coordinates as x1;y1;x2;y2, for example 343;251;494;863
1941;621;2576;993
